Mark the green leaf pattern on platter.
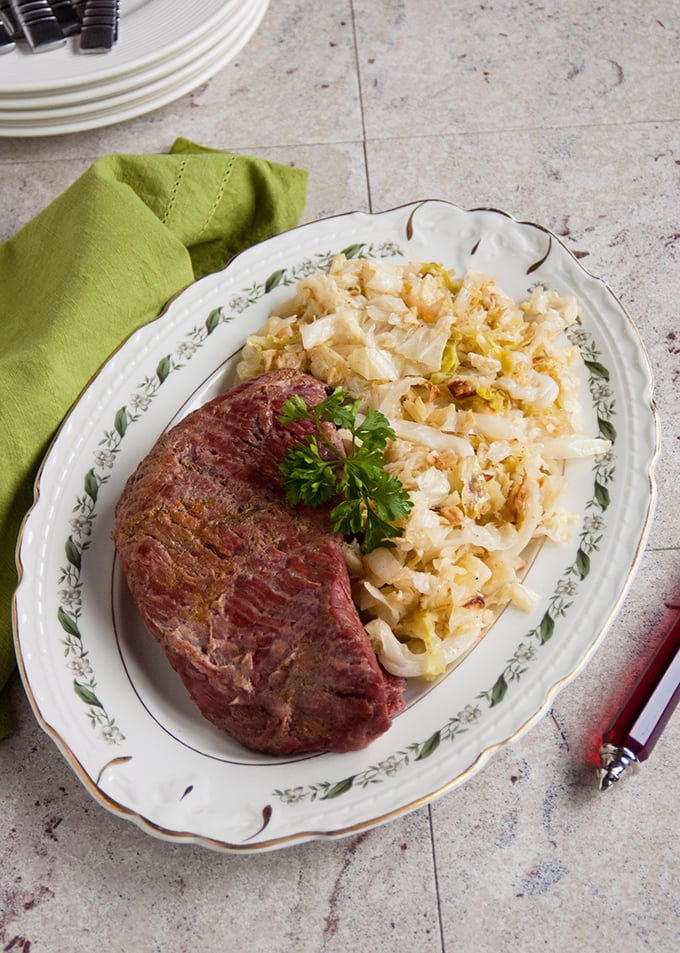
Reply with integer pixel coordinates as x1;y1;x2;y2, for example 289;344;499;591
55;244;615;786
273;706;479;806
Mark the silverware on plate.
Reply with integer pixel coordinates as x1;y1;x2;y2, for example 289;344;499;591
50;0;81;37
8;0;67;52
0;0;21;39
0;17;16;52
1;0;119;53
78;0;118;53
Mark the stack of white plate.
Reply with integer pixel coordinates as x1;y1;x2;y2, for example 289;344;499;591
0;0;269;137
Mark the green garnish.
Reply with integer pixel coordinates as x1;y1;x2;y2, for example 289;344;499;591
278;387;413;553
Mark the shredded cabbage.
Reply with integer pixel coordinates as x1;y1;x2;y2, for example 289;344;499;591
236;257;610;680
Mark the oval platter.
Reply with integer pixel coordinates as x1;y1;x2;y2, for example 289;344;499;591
13;201;659;852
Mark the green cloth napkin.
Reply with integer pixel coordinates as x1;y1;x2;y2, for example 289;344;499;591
0;138;308;738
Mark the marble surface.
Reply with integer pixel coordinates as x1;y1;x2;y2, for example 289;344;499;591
2;2;679;950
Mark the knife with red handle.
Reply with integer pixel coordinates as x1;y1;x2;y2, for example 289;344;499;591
598;607;680;788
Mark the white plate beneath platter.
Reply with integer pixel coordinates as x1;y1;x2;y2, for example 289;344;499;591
0;0;268;136
13;201;658;853
0;0;247;94
0;0;259;111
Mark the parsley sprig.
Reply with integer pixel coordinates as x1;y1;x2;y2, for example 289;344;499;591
278;387;413;553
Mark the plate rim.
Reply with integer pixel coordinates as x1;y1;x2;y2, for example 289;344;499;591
0;0;259;112
0;0;269;139
0;0;256;94
0;0;269;137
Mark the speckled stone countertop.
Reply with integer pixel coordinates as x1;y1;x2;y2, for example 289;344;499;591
1;2;679;951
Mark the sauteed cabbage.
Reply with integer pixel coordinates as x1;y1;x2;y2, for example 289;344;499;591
237;256;609;679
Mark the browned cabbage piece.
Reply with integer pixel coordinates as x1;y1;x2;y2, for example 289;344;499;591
113;368;405;755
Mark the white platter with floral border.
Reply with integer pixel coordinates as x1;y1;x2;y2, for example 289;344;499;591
13;201;658;853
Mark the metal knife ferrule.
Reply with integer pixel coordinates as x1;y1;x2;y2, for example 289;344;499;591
9;0;67;52
78;0;118;53
0;16;16;52
0;0;22;38
50;0;81;37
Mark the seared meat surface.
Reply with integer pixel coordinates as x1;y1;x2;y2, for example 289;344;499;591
113;369;404;755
